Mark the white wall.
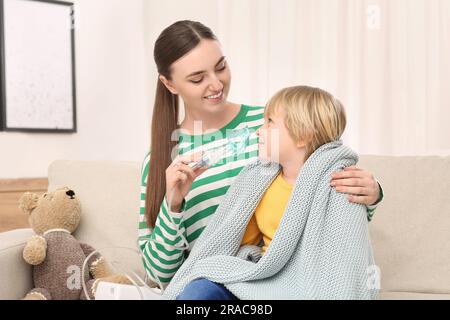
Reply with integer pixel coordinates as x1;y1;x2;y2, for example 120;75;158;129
0;0;151;178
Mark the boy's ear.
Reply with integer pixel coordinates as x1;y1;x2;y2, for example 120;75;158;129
296;140;307;148
18;192;39;215
296;133;313;149
159;75;178;95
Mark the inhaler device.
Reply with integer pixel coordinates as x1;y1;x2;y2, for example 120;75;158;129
188;126;251;170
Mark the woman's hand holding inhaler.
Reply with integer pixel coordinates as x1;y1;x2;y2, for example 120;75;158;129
165;153;207;213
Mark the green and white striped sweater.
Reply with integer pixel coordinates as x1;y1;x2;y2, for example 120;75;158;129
138;104;379;287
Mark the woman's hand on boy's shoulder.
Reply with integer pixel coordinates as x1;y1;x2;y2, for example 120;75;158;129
330;166;381;206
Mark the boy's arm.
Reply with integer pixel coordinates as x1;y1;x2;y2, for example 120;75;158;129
329;189;380;299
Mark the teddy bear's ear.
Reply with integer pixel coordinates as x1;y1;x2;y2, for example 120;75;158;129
18;192;39;215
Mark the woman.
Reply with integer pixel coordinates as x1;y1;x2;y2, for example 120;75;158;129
138;20;382;289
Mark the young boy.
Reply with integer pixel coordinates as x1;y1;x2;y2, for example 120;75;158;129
163;86;378;300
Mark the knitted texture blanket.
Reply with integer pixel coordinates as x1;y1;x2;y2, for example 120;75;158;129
163;141;378;300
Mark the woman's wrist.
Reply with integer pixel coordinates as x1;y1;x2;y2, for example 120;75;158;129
369;182;384;206
170;203;182;213
165;189;183;213
169;198;186;213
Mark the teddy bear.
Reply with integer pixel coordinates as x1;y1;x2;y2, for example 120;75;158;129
19;187;131;300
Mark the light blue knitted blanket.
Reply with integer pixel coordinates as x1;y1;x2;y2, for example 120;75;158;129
163;141;378;300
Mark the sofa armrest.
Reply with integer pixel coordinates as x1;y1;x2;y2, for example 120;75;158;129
0;228;35;300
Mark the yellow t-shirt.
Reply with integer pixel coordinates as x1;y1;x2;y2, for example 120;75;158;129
241;173;293;253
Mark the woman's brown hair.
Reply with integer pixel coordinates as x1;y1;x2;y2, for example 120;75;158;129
146;21;217;228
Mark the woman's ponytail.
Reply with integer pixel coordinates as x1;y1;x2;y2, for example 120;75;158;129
145;80;179;228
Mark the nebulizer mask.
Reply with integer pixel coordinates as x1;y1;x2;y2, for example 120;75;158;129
82;126;251;300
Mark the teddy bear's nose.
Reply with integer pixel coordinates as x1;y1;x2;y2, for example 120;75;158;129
66;190;75;199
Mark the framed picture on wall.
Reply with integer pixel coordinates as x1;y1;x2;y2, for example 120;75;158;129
0;0;76;133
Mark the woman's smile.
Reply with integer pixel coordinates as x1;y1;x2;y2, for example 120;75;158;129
204;90;224;103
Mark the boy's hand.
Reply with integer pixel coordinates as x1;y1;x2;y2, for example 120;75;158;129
330;166;381;206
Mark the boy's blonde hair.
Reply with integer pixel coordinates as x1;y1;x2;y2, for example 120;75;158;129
266;85;347;160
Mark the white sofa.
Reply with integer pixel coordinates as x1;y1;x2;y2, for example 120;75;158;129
1;156;449;300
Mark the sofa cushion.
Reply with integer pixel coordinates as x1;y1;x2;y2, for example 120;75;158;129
359;155;450;296
0;228;34;299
